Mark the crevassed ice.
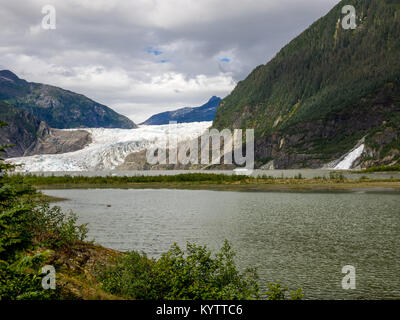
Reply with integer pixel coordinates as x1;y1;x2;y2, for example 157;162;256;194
8;122;211;172
333;144;364;170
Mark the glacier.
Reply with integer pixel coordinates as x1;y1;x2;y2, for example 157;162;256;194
8;122;211;172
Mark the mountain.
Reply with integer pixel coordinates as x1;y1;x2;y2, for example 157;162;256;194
213;0;400;169
0;70;136;129
0;101;92;158
141;96;221;125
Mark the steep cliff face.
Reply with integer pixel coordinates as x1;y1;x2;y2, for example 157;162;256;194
253;83;400;169
213;0;400;169
0;101;47;157
24;129;92;157
0;70;136;129
0;101;92;158
141;96;221;125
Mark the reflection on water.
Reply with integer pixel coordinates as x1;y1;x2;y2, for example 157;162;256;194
43;188;400;300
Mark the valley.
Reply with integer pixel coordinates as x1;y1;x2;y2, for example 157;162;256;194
1;0;400;302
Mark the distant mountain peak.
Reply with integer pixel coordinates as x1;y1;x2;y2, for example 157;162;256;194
0;70;20;82
141;96;221;125
208;96;219;102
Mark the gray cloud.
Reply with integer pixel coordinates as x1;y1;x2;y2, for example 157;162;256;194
0;0;340;122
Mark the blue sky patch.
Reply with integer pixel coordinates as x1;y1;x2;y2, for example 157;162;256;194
220;58;230;63
146;46;163;56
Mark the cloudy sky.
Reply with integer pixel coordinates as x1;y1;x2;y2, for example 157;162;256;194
0;0;339;123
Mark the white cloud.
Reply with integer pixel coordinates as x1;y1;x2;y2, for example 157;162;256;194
0;0;340;124
60;70;236;122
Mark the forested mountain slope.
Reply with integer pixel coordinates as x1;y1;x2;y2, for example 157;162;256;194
213;0;400;168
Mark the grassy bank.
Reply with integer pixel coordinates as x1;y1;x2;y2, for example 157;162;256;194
354;164;400;173
37;193;68;202
10;173;400;192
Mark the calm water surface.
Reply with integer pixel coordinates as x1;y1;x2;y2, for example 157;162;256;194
43;188;400;300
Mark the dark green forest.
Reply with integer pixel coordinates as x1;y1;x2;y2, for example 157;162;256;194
213;0;400;168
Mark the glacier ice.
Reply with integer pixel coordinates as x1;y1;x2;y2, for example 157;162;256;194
8;122;211;172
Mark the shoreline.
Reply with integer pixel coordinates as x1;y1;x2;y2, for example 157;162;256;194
35;180;400;193
9;172;399;193
39;193;69;202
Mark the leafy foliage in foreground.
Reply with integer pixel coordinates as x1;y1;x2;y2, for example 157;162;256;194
98;241;303;300
0;128;88;299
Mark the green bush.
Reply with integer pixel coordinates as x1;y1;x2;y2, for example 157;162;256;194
363;164;400;172
0;268;57;300
329;172;345;181
0;251;60;300
98;240;302;300
99;240;260;300
263;282;304;300
30;204;88;249
0;127;88;300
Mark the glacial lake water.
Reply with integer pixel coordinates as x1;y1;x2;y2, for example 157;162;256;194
43;188;400;300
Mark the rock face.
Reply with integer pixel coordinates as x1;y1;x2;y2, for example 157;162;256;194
213;0;400;169
24;128;92;156
252;86;400;169
0;101;46;157
0;101;92;157
0;70;136;129
141;96;221;125
117;135;236;171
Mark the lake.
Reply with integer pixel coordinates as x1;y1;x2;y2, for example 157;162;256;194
43;188;400;300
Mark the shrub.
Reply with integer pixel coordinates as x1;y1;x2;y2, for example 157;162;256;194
98;240;302;300
30;204;88;249
0;251;60;300
363;164;400;172
99;240;260;300
263;282;304;300
0;130;88;300
329;172;345;181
